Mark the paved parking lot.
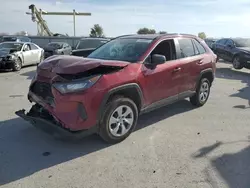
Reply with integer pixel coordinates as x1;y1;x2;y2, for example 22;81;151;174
0;61;250;188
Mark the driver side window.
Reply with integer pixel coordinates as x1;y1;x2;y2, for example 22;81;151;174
23;44;31;51
147;39;176;63
225;40;234;46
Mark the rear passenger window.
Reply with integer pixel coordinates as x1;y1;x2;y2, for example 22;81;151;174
193;39;206;55
178;38;195;58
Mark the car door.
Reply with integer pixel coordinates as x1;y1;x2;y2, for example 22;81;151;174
224;39;235;61
65;43;71;55
174;37;203;95
22;44;33;65
215;39;227;59
141;39;182;105
30;43;41;64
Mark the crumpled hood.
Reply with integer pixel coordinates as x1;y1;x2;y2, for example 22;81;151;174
238;47;250;53
37;55;129;74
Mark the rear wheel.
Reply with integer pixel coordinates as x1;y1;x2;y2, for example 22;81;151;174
99;96;138;144
190;78;210;107
232;56;243;69
12;58;22;71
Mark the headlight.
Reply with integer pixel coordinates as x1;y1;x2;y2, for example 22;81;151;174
53;75;101;94
7;55;15;60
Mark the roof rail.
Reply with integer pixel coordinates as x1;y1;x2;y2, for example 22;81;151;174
109;34;134;40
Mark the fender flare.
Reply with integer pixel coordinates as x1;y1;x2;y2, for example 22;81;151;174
196;68;214;88
97;83;144;120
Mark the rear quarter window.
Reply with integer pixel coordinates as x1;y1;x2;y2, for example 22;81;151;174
192;39;206;55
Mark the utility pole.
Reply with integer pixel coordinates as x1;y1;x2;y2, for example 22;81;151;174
73;9;76;36
26;4;91;36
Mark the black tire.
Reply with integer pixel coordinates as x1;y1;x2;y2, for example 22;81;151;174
190;78;211;107
12;58;22;71
99;96;138;144
216;55;219;62
232;56;243;69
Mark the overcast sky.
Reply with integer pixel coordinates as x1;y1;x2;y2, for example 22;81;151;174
1;0;250;37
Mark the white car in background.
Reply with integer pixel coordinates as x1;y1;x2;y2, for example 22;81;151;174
0;42;44;71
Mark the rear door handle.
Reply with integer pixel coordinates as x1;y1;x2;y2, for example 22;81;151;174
173;67;181;72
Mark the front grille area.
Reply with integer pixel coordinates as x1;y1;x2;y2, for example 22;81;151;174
31;81;54;103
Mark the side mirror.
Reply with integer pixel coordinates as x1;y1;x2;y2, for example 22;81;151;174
227;44;233;48
151;54;166;65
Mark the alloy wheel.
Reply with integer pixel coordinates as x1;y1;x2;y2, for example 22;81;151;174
108;105;134;137
199;81;209;103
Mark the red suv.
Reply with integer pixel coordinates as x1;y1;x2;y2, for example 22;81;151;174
16;34;217;143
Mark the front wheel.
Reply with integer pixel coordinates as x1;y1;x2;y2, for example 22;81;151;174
190;78;211;107
99;96;138;144
232;56;243;69
12;58;22;71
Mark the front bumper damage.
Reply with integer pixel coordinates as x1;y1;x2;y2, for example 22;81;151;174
15;104;97;140
0;59;15;69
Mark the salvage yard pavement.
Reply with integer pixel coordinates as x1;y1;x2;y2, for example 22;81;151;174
0;61;250;188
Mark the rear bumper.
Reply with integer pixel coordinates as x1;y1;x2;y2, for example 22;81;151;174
15;105;97;140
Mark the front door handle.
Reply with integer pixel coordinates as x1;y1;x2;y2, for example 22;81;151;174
197;60;203;64
173;67;181;72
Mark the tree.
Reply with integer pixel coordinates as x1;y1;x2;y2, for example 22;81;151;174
14;31;27;36
159;31;167;34
198;32;206;39
89;24;105;37
137;27;156;34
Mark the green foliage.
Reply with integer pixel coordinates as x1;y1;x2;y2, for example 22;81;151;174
89;24;105;37
198;32;206;39
137;27;156;34
159;31;167;34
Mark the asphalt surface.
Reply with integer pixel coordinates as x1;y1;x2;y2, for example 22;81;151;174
0;61;250;188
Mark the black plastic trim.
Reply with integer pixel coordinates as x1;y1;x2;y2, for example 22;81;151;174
77;102;88;121
97;83;144;120
15;109;96;140
196;68;214;88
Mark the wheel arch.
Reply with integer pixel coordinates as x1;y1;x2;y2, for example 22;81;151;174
196;68;214;89
97;83;144;120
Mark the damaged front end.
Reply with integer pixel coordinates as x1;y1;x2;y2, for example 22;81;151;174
15;55;128;139
15;104;97;140
0;52;19;69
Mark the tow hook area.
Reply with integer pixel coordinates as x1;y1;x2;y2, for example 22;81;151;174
15;104;97;140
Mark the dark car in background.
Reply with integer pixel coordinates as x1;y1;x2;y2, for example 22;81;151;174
204;38;218;51
72;37;110;57
1;36;31;43
213;38;250;69
44;42;72;58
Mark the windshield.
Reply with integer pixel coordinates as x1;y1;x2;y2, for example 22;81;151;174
234;39;250;47
0;43;23;51
46;43;62;49
87;38;152;62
